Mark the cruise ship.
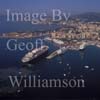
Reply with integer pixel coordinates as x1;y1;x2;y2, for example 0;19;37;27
22;46;49;63
46;47;67;59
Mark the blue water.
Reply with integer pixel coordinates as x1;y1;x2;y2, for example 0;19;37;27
0;22;100;98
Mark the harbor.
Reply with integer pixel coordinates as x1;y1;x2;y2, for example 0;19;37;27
0;0;100;99
44;37;100;59
20;37;100;61
0;37;100;93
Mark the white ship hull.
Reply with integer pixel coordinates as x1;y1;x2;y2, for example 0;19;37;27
22;46;49;63
46;47;67;59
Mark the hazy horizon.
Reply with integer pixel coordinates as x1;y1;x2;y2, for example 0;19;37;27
0;0;100;14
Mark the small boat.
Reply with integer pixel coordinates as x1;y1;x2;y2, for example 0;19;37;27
79;42;87;50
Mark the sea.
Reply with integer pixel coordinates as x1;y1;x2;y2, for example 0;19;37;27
0;21;100;99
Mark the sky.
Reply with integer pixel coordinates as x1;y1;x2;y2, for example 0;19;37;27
0;0;100;14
